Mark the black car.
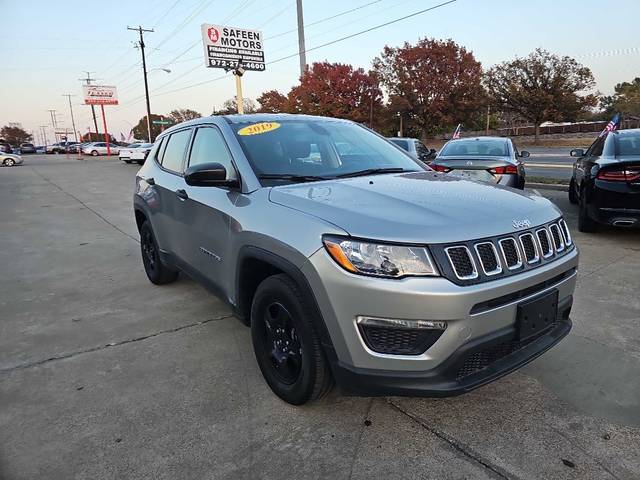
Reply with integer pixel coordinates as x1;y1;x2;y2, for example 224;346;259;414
569;128;640;232
19;142;36;154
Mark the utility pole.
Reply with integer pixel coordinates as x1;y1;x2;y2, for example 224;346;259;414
128;25;154;143
485;104;491;134
47;110;58;142
79;72;100;135
296;0;306;77
39;125;49;147
62;94;78;142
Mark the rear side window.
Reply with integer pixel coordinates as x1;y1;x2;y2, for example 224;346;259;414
161;129;192;173
390;139;409;151
189;127;237;179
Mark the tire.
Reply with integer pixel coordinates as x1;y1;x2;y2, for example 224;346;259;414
4;158;15;167
251;274;333;405
91;150;99;156
139;220;179;285
578;187;598;233
568;178;578;204
123;160;131;164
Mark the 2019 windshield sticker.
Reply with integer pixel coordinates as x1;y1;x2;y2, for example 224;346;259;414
237;122;281;136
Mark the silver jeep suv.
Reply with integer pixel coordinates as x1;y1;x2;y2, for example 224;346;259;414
133;114;578;405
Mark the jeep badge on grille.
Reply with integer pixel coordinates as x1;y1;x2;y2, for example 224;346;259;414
512;219;532;229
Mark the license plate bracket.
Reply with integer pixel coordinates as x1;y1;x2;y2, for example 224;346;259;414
516;289;558;341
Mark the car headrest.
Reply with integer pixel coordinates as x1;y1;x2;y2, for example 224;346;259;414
287;140;311;159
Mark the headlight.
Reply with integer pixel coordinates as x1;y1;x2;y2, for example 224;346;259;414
323;236;439;278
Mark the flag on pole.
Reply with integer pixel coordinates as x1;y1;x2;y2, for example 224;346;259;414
599;113;621;138
452;123;462;139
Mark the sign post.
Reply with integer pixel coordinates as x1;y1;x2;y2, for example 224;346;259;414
83;85;118;156
201;24;265;114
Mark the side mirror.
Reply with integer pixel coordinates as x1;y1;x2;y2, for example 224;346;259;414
519;150;530;158
184;162;238;187
570;148;584;157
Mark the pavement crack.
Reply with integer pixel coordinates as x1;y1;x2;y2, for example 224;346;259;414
0;315;234;374
28;166;140;244
347;397;374;480
387;399;515;480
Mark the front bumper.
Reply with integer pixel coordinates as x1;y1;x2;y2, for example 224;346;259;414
302;245;578;396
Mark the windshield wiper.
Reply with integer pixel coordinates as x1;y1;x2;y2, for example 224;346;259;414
257;173;330;183
334;167;415;178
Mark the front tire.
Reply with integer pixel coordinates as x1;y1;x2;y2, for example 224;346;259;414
91;150;99;156
251;274;333;405
569;178;578;204
578;187;598;233
139;220;178;285
4;158;15;167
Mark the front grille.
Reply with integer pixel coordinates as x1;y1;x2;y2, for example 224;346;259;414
499;238;522;270
559;219;572;245
475;242;501;275
519;233;539;263
456;325;555;379
549;224;565;252
359;325;444;355
536;228;553;258
445;246;478;279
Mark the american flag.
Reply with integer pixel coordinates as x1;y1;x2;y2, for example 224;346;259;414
452;123;462;139
599;113;621;138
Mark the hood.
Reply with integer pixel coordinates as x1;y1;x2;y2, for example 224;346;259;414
268;172;560;244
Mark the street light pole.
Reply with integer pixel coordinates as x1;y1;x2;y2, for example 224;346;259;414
296;0;307;77
62;94;78;142
128;25;155;143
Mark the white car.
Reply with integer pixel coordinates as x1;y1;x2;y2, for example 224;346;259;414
1;153;24;167
119;143;153;164
82;142;119;156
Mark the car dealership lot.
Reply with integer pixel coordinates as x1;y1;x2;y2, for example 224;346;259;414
1;155;639;479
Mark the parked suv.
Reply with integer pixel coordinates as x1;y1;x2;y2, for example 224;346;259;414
133;114;579;405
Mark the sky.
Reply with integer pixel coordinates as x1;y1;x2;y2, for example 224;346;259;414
1;0;639;143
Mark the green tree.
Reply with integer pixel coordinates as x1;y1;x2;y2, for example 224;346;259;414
1;125;32;145
600;77;640;117
486;48;597;141
132;114;165;142
374;38;486;138
214;97;257;115
167;108;202;124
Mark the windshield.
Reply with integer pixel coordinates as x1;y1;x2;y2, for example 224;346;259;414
231;119;424;184
440;139;509;157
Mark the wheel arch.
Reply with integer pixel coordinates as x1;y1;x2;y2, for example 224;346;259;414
235;246;337;362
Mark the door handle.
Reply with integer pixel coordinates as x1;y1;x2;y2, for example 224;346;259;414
175;189;188;200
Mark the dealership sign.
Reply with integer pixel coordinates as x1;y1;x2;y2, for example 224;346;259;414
83;85;119;105
201;24;265;71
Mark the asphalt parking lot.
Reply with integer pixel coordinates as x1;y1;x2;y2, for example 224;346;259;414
1;154;639;480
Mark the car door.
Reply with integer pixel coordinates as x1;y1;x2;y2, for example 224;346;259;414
174;125;241;293
150;128;193;258
576;137;603;190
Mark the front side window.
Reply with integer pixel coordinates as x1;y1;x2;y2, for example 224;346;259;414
188;127;237;179
440;139;509;157
161;129;191;173
231;120;424;184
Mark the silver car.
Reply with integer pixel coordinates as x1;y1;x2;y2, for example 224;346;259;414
1;153;24;167
432;136;528;189
387;137;436;163
82;142;119;156
133;114;578;405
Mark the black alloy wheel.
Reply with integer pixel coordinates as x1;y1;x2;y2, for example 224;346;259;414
139;220;178;284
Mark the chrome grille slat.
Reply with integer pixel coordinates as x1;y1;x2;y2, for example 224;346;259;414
519;233;540;264
498;238;523;270
474;242;502;276
549;224;565;252
559;219;572;245
445;246;478;280
536;228;553;258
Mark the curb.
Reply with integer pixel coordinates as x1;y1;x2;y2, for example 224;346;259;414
527;182;569;192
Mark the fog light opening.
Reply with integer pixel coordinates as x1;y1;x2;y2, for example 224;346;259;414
356;316;447;331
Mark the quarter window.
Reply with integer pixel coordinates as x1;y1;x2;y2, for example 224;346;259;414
161;129;192;173
189;127;237;179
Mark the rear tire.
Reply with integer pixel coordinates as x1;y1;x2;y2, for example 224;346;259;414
139;220;179;285
578;187;598;233
568;178;578;204
251;274;333;405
